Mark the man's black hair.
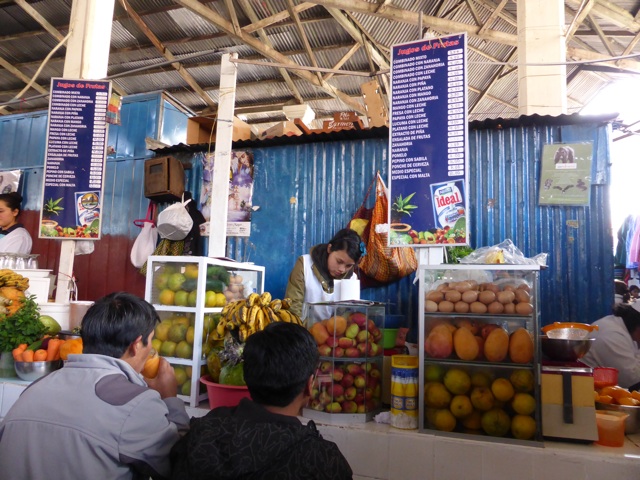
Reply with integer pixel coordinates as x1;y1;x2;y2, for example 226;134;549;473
243;322;319;407
81;292;160;358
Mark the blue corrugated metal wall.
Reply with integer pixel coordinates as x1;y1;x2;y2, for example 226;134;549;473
0;93;188;235
0;98;613;327
468;121;613;326
179;142;417;325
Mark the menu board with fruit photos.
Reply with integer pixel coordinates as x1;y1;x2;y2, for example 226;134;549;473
39;78;111;239
388;33;469;247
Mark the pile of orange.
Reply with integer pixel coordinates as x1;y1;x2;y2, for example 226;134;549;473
594;385;640;406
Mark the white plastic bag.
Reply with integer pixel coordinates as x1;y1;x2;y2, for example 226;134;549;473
130;222;158;268
157;196;193;241
131;203;158;268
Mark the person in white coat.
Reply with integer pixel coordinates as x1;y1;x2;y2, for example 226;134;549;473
581;302;640;390
285;228;364;323
0;192;32;254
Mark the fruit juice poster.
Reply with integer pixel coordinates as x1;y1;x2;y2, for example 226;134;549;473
199;150;254;237
388;33;469;247
39;78;110;239
538;142;593;206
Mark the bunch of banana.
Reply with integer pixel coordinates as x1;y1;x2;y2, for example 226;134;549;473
211;292;303;342
0;269;29;290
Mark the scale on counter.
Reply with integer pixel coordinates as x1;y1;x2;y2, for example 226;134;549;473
540;323;599;441
541;364;598;441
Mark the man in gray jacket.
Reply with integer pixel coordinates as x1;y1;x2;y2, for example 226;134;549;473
0;292;189;480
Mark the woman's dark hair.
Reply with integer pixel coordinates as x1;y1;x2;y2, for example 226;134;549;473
612;303;640;335
615;280;631;304
243;322;319;407
311;228;363;282
0;192;23;213
81;292;160;358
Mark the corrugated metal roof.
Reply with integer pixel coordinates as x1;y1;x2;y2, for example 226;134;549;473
0;1;638;129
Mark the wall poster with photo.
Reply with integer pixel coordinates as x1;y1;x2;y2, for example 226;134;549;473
538;142;593;206
199;150;255;237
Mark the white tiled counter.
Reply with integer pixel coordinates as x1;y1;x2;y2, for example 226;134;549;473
5;384;639;479
313;421;640;480
182;402;640;480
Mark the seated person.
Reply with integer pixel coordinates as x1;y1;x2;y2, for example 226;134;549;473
630;284;640;301
581;302;640;390
170;322;353;480
0;292;189;479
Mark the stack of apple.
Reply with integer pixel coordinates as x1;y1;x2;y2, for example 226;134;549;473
306;311;384;415
308;360;382;414
309;311;384;359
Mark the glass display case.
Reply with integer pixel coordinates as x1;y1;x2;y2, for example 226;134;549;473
418;264;542;444
145;256;265;407
302;301;385;424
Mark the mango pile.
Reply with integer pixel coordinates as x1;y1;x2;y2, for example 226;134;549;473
595;385;640;406
424;319;534;364
425;365;538;440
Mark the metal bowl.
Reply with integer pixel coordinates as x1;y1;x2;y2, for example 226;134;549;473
596;402;640;434
57;330;81;340
540;335;595;362
14;360;63;382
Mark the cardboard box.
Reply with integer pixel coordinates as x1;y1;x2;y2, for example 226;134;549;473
361;80;388;127
258;121;302;139
186;116;254;144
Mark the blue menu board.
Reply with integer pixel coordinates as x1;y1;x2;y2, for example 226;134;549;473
388;34;469;247
39;78;111;240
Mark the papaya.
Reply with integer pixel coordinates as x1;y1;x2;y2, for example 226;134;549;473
0;287;25;315
508;328;534;363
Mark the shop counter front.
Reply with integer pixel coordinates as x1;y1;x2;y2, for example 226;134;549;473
2;378;638;480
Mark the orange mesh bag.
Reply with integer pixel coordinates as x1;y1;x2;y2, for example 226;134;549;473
358;173;417;283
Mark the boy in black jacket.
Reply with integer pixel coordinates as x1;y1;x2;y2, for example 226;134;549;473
170;322;353;480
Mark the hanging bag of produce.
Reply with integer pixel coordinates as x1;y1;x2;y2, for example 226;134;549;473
156;195;193;241
358;172;417;284
130;202;158;268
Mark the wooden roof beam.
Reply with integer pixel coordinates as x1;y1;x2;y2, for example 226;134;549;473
242;2;318;34
308;0;519;46
173;0;366;115
587;14;618;56
285;0;324;84
118;0;216;109
236;0;304;104
324;44;361;81
14;0;127;97
477;0;509;36
565;0;596;42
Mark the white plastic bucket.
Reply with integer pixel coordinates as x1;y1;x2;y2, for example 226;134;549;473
40;303;71;331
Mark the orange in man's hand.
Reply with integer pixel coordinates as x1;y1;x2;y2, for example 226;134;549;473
142;349;160;378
